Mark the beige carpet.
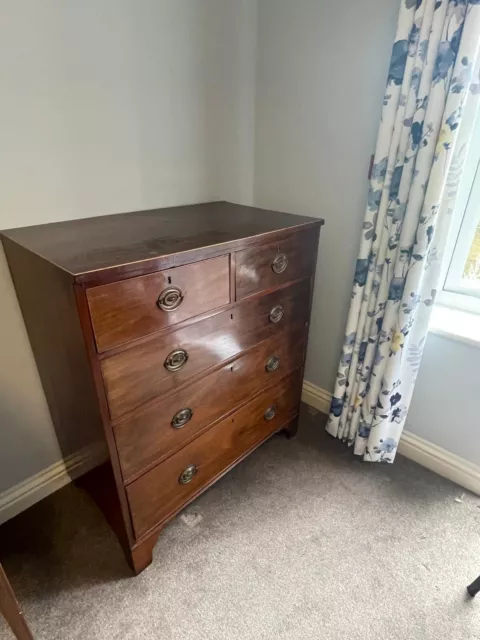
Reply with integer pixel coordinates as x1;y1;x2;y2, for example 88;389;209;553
1;405;480;640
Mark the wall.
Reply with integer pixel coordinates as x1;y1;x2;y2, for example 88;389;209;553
253;0;480;466
0;0;256;492
254;0;399;390
407;334;480;464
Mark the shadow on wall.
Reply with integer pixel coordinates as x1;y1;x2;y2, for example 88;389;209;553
0;246;64;493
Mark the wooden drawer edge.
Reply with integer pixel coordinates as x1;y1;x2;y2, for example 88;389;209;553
121;367;304;485
75;220;322;286
87;255;231;354
97;275;311;361
111;319;308;428
130;412;298;543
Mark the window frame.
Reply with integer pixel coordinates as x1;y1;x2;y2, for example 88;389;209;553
436;102;480;316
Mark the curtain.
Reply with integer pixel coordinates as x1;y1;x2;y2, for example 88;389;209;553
327;0;480;462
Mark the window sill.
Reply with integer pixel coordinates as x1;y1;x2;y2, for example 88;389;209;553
429;305;480;349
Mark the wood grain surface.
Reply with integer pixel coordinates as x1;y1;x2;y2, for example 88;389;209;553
126;371;303;538
236;227;319;299
101;280;310;419
0;201;323;281
0;564;34;640
87;255;230;352
114;326;306;482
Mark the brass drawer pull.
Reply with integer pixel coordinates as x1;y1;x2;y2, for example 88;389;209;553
164;348;189;372
272;253;288;274
264;405;277;421
171;407;193;429
265;356;280;372
269;305;284;324
157;286;184;311
179;464;197;485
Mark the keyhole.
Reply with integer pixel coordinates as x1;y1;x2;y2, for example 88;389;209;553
168;276;172;284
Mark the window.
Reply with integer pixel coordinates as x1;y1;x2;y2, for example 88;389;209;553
437;104;480;316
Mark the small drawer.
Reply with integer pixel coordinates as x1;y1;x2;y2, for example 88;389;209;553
126;371;302;539
235;228;318;300
114;325;306;482
86;255;230;352
101;280;310;419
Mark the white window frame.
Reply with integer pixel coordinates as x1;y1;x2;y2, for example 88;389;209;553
437;103;480;316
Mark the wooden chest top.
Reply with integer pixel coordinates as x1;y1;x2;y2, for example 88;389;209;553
1;201;323;283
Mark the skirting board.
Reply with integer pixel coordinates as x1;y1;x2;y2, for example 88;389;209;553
2;381;479;524
0;443;107;526
302;380;480;496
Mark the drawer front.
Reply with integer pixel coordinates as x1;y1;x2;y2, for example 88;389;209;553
87;255;230;352
114;326;306;481
102;280;310;419
126;371;302;538
236;228;318;300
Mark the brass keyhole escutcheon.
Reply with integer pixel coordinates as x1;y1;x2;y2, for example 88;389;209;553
157;286;184;311
269;305;284;324
265;356;280;372
272;253;288;274
264;405;277;421
164;348;189;372
171;407;193;429
179;464;197;485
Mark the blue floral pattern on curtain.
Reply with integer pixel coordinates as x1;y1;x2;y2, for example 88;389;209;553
327;0;480;462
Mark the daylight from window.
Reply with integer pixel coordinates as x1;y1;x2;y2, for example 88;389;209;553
463;219;480;286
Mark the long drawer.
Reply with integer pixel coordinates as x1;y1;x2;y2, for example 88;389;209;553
87;255;230;352
114;326;305;481
126;371;302;539
101;280;310;419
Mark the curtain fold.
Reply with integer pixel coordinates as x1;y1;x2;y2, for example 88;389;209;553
327;0;480;462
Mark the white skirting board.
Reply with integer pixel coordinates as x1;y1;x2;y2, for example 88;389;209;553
0;443;107;526
1;382;479;524
301;380;480;496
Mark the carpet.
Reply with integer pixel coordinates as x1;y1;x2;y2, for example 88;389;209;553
1;405;480;639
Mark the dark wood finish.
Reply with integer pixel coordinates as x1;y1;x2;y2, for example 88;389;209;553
1;202;323;283
1;238;104;460
236;227;319;299
73;286;136;547
283;414;300;439
1;201;322;575
127;371;302;539
129;534;160;575
87;255;230;352
101;280;310;419
114;325;306;482
0;564;34;640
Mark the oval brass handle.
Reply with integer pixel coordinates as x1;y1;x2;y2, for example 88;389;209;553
269;305;284;324
272;253;288;274
265;356;280;372
179;464;197;485
157;286;184;312
264;405;277;421
171;407;193;429
164;348;189;372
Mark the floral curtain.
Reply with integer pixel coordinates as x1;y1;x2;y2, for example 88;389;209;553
327;0;480;462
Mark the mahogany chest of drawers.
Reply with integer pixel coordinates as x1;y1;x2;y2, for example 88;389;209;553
1;201;323;574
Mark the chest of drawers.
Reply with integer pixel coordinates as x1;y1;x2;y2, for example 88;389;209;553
1;201;323;574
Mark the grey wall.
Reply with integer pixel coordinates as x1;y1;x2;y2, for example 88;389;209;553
254;0;399;390
408;334;480;463
253;0;480;465
0;0;256;492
